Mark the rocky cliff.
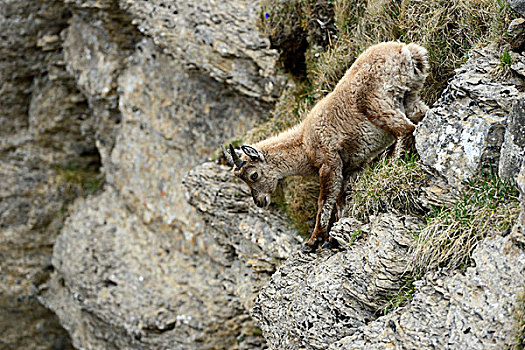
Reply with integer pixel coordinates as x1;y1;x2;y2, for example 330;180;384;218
2;0;285;348
1;1;524;350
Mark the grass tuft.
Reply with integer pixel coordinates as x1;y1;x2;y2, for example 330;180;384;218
410;175;520;277
270;177;320;237
379;277;416;316
347;153;428;222
55;160;104;197
309;0;513;104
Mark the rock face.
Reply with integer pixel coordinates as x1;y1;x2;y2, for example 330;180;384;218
183;163;302;309
509;0;525;17
331;235;525;349
2;0;287;349
415;46;525;187
0;1;94;348
119;0;285;101
499;99;525;183
252;214;420;350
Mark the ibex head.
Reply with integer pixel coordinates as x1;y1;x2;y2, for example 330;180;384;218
222;144;279;208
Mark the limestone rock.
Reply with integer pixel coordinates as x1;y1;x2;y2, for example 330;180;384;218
119;0;286;102
40;188;266;349
499;99;525;183
0;1;95;348
38;1;282;348
415;46;524;188
330;235;525;349
110;38;269;246
509;18;525;52
183;162;302;308
511;163;525;245
252;214;419;349
509;0;525;17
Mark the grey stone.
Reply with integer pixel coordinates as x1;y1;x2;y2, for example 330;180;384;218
330;235;525;349
499;99;525;183
252;214;420;350
40;188;266;349
0;1;94;348
511;163;525;245
118;0;286;102
183;162;302;308
509;17;525;52
509;0;525;17
37;1;284;348
415;46;524;188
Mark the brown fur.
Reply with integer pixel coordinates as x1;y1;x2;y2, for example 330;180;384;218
228;42;429;249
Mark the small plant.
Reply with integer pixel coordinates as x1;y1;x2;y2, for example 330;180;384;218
380;278;416;315
500;51;512;67
411;175;520;277
55;160;104;198
349;228;363;245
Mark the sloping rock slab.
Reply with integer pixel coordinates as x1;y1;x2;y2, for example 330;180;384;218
184;162;302;308
252;214;420;350
331;235;525;349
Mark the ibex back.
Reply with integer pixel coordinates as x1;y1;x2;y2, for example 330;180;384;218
223;42;429;251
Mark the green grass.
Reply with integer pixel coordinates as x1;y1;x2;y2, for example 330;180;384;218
501;51;513;67
410;175;520;277
380;278;416;315
55;160;104;198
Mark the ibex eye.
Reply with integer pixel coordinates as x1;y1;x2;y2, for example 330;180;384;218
250;172;258;181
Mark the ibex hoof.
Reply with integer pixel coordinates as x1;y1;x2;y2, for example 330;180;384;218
300;244;317;253
321;237;339;249
321;241;332;249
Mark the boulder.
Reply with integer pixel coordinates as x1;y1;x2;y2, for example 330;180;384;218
331;235;525;349
415;46;524;188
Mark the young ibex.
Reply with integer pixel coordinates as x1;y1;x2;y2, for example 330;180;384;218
223;42;429;251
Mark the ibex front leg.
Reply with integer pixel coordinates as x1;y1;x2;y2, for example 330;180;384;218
303;157;343;251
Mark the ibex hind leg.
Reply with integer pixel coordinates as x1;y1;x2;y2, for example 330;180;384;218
404;91;429;125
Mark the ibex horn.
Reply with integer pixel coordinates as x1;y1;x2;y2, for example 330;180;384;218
229;144;245;168
221;145;235;167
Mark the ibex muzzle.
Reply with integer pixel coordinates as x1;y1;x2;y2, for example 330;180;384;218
222;144;275;209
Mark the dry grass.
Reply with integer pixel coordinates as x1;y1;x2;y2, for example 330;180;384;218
347;153;428;222
310;0;512;103
245;82;315;143
271;176;320;237
410;176;520;277
380;277;416;316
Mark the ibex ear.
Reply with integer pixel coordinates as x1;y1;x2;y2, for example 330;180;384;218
241;145;265;162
